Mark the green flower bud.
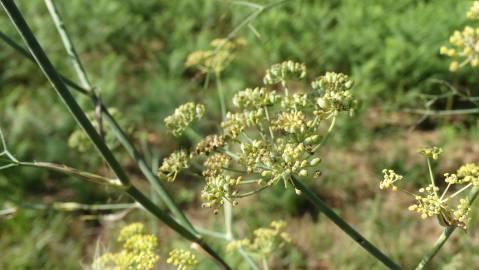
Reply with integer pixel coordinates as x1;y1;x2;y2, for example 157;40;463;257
261;171;273;177
310;158;322;166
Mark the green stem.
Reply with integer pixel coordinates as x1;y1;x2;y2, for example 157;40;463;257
224;199;233;240
238;248;261;270
414;186;479;270
216;71;226;119
19;161;122;187
263;106;275;140
291;177;403;270
404;108;479;116
0;207;16;216
440;183;451;201
413;227;455;270
426;158;438;197
448;183;472;199
233;185;269;198
196;227;228;240
311;116;336;153
262;258;269;270
0;1;229;268
44;0;92;90
52;202;138;211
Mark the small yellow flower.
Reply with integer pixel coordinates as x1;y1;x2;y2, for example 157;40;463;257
186;38;246;74
417;146;443;160
467;1;479;19
379;169;403;191
93;223;159;270
166;248;198;270
449;61;459;72
439;46;449;55
226;220;292;259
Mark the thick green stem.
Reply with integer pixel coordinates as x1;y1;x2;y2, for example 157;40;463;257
291;177;403;270
414;186;479;270
0;1;229;268
413;227;455;270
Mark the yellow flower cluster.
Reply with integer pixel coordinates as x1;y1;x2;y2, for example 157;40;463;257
417;146;443;160
158;150;190;182
467;1;479;19
381;148;476;229
226;220;292;259
312;72;356;118
186;38;246;74
440;2;479;71
232;87;280;109
408;185;442;219
164;102;205;137
263;60;306;86
94;223;159;270
161;61;356;213
166;248;198;270
201;174;242;213
379;169;403;191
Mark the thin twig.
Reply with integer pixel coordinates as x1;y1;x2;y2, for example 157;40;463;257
404;108;479;116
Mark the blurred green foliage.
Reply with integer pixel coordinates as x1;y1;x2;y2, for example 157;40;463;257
1;0;479;269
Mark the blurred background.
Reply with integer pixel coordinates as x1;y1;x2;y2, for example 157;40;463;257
1;0;479;269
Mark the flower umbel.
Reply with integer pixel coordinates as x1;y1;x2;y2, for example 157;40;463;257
186;38;246;74
158;150;190;182
162;61;356;213
93;223;159;270
166;248;198;270
417;146;443;160
380;148;476;229
380;169;404;191
408;185;442;219
164;102;205;137
467;1;479;19
440;2;479;71
227;220;292;259
263;60;306;86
